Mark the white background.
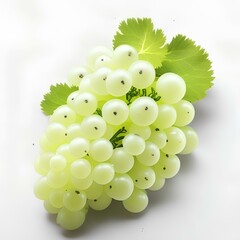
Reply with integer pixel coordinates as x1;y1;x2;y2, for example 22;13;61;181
1;0;240;239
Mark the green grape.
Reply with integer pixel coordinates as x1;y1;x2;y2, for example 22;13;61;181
148;128;167;149
123;188;148;213
68;67;89;86
179;126;199;154
49;189;64;208
67;91;80;109
92;163;115;185
50;105;77;126
73;92;98;116
56;207;86;230
49;154;67;172
148;175;165;191
89;138;113;162
136;141;160;166
122;133;145;156
85;182;103;200
80;115;107;140
153;104;177;129
112;44;138;69
87;46;113;69
104;173;134;201
45;123;67;146
129;97;158;126
69;137;90;158
34;177;52;200
35;153;53;175
128;60;155;89
106;70;132;96
161;127;186;155
44;200;60;214
173;100;195;126
39;134;57;152
66;124;83;142
63;190;87;211
102;99;129;126
72;174;93;190
79;74;94;93
155;154;180;178
94;55;113;69
47;170;68;189
109;147;134;173
156;73;186;104
88;192;112;211
129;124;151;140
90;67;112;95
56;144;75;163
129;163;155;189
70;159;92;179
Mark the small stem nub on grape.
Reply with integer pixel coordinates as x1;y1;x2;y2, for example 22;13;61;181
110;126;127;149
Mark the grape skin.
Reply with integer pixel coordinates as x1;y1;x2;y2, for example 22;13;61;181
35;44;199;230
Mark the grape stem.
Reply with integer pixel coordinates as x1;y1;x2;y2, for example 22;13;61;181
126;86;161;105
110;127;127;149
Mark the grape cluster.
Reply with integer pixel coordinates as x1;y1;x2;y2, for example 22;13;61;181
34;45;199;230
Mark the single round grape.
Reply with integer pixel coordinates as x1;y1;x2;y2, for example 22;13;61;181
72;174;93;190
44;200;60;214
85;182;103;200
50;105;76;126
123;188;148;213
50;154;67;172
155;154;180;178
67;91;80;109
47;170;68;189
34;176;52;200
94;55;112;69
102;99;129;125
173;100;195;126
109;147;134;173
104;173;134;201
136;141;160;166
106;69;132;96
88;192;112;211
49;189;64;208
69;137;90;158
92;163;115;185
153;104;177;129
68;67;89;86
128;60;155;89
161;127;186;155
70;159;91;179
87;46;113;69
91;67;112;95
79;74;94;93
81;115;107;140
156;73;186;104
148;176;165;191
129;124;151;140
39;134;57;152
112;44;138;69
73;92;98;116
66;124;83;141
122;133;145;156
56;144;75;163
45;123;67;145
63;190;87;212
179;126;199;154
56;207;86;230
148;128;167;149
35;153;53;175
130;163;156;189
129;97;158;126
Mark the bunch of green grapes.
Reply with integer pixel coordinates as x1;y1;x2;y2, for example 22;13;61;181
34;45;198;230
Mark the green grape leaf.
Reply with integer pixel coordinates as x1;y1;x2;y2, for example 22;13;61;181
156;34;214;102
40;83;78;115
113;18;167;68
